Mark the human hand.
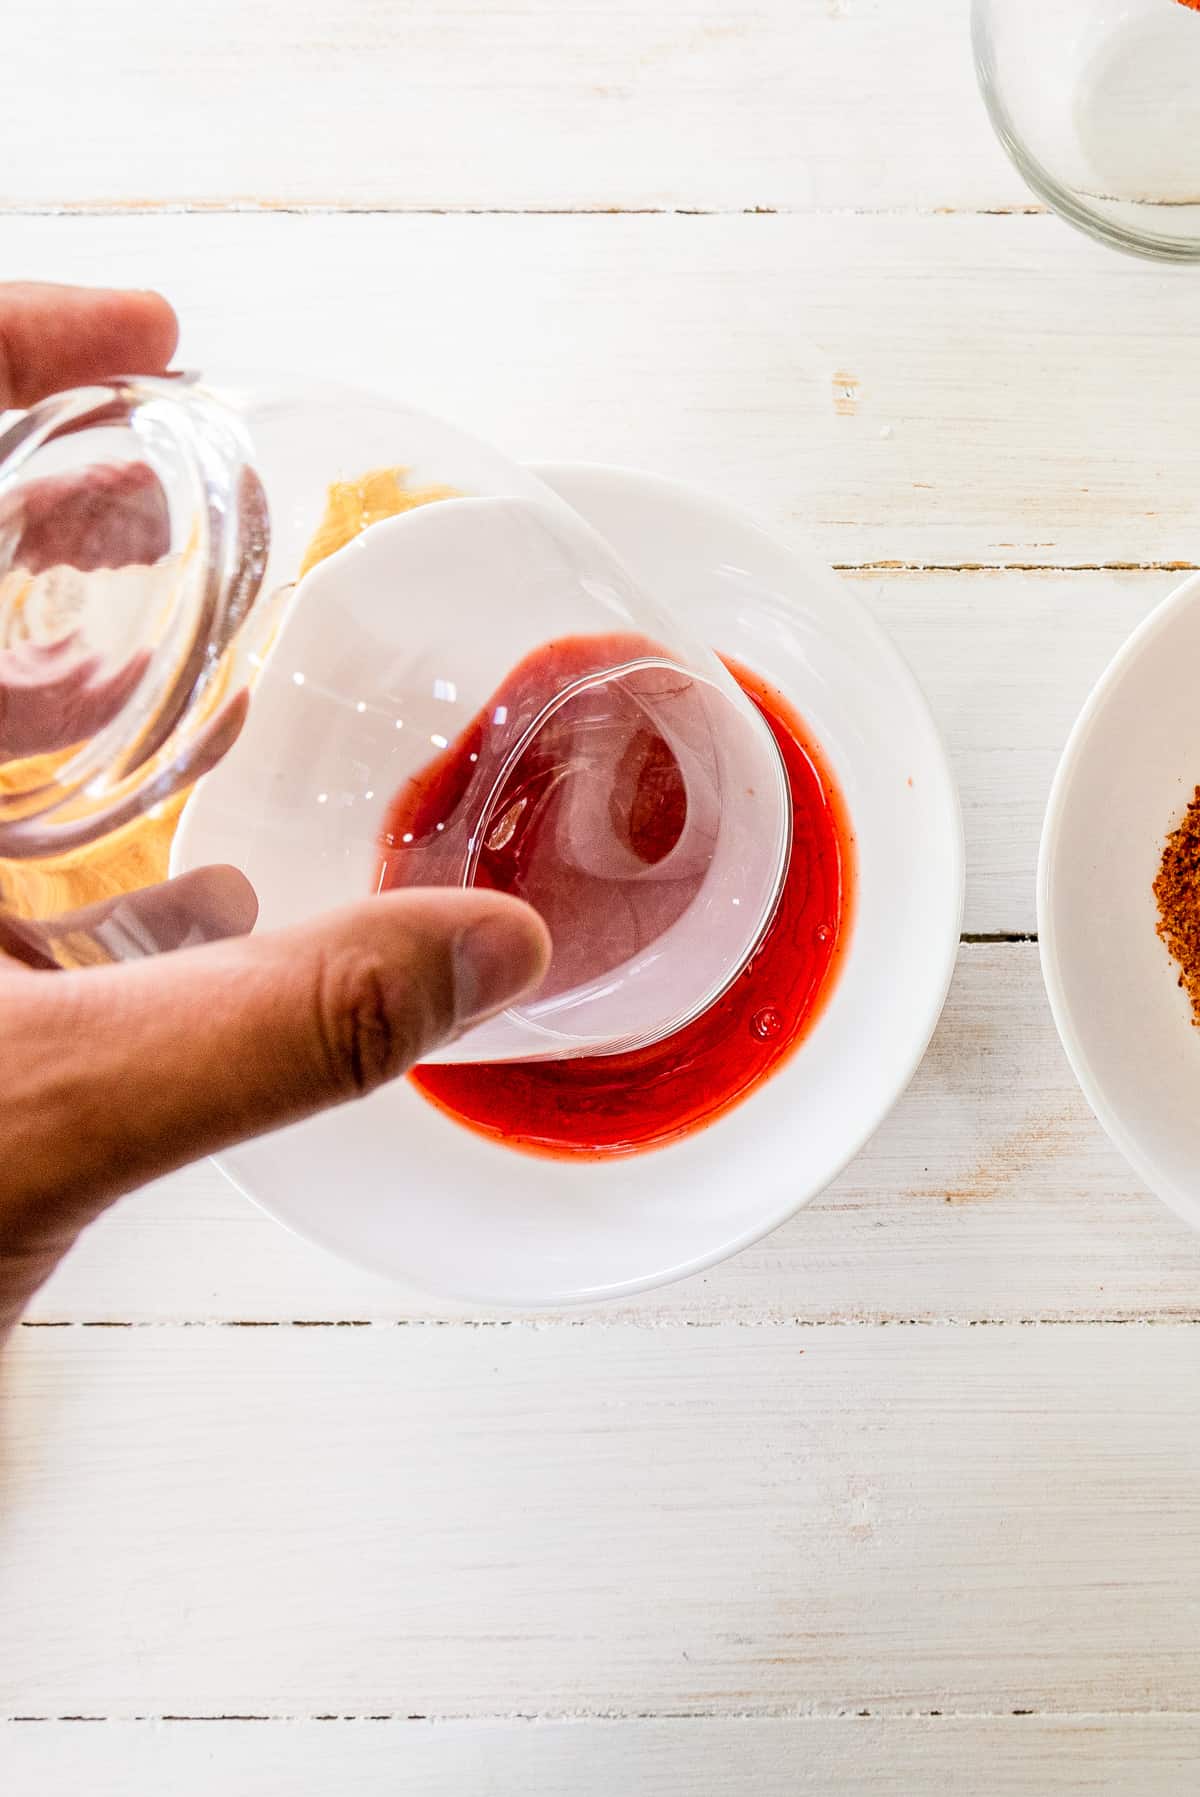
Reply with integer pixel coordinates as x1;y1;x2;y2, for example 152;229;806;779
0;283;551;1331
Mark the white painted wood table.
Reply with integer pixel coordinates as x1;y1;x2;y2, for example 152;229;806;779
5;5;1200;1792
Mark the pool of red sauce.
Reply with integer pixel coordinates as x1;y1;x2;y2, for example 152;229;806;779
390;653;855;1159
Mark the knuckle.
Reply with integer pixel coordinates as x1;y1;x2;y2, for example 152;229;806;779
310;946;432;1098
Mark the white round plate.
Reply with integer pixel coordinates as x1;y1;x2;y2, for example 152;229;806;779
213;464;963;1307
1040;570;1200;1229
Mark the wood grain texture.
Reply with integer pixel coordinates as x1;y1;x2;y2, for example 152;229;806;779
7;210;1197;570
27;946;1200;1327
5;9;1199;1766
6;1325;1200;1716
810;567;1166;935
0;1;1019;213
7;1717;1200;1795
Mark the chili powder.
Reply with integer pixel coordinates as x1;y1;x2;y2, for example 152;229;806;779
1154;785;1200;1021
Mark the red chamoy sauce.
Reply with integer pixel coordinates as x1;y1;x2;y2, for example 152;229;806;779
380;646;854;1159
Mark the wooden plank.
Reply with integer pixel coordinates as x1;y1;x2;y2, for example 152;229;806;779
6;1717;1200;1795
771;566;1167;937
0;1;1019;214
5;1325;1200;1715
5;211;1196;570
27;944;1200;1327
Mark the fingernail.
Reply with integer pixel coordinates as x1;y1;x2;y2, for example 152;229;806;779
452;912;549;1029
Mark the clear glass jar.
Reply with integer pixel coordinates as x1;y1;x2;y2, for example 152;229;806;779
974;0;1200;262
0;373;791;1062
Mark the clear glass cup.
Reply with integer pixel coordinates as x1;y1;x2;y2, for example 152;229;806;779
0;373;790;1063
974;0;1200;262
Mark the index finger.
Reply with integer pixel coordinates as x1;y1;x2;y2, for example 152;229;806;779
0;282;179;408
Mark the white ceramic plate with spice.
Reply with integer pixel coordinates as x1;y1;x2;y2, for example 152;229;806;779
1040;570;1200;1229
210;463;962;1307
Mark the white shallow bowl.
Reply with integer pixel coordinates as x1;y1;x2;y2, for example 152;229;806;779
1040;571;1200;1228
206;464;963;1307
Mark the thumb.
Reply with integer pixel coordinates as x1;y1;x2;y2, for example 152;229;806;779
10;888;550;1225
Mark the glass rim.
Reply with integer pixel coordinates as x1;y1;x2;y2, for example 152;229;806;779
464;652;794;1051
0;375;269;857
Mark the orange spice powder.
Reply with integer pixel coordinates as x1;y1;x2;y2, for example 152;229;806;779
1154;785;1200;1021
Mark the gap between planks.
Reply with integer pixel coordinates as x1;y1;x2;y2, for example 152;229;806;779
21;1316;1200;1330
8;1707;1200;1722
0;203;1052;219
837;562;1199;574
